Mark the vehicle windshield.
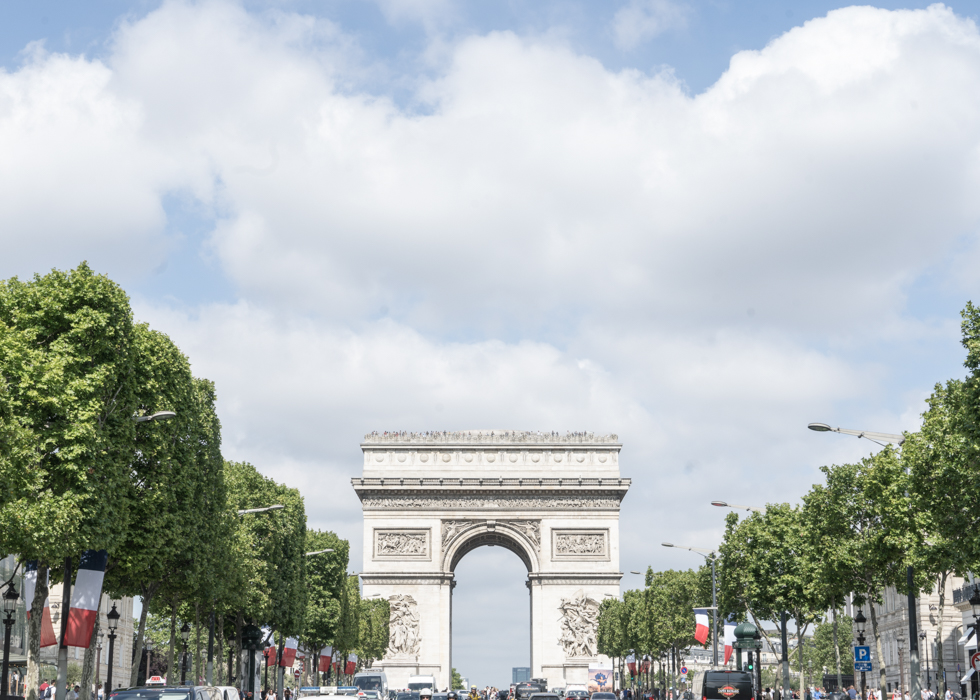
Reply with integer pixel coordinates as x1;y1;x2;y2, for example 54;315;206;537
408;685;432;691
397;693;420;700
355;679;384;692
111;691;192;700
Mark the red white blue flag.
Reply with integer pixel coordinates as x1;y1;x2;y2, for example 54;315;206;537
265;646;277;667
279;637;299;667
65;550;108;647
345;653;357;675
626;654;636;675
319;647;333;672
724;621;737;664
694;608;710;644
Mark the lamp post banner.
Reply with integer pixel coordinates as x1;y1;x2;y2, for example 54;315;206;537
65;550;108;647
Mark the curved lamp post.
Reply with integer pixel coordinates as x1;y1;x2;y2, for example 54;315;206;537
105;603;120;694
2;583;19;700
180;622;191;684
710;501;764;513
808;420;919;700
662;543;718;668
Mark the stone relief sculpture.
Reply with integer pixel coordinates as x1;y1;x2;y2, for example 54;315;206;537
557;593;600;658
365;496;621;510
376;531;428;556
555;533;606;556
505;520;541;551
441;520;472;547
387;594;421;656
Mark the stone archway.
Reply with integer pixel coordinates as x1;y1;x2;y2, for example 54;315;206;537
354;431;629;691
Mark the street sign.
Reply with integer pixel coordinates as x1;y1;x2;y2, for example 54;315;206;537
295;669;302;679
855;663;872;672
733;639;760;649
855;646;871;663
971;652;980;673
680;667;688;675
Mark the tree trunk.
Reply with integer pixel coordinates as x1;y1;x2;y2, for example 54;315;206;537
195;604;202;684
869;593;887;693
935;572;948;692
833;602;843;691
796;613;808;700
79;600;103;700
167;598;177;685
216;614;224;686
235;611;243;690
130;582;159;687
26;562;50;700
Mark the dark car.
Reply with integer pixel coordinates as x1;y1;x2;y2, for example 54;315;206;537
590;694;616;700
516;685;546;700
700;671;754;700
529;695;561;700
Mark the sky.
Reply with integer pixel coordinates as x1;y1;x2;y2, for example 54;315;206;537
3;0;980;688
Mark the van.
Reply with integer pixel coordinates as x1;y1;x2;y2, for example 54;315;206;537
354;672;389;699
699;671;753;700
407;677;435;692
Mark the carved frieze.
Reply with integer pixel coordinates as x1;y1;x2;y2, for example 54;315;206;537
387;594;421;657
552;530;608;559
374;529;430;558
557;592;600;658
440;519;541;553
364;495;621;510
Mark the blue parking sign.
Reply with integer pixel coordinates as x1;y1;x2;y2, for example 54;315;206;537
855;646;871;664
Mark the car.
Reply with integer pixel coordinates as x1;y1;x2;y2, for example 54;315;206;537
700;670;754;700
396;693;420;700
109;686;221;700
590;693;616;700
528;694;561;700
564;692;587;700
214;687;241;700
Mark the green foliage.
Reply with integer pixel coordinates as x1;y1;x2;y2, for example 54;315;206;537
335;575;361;656
224;461;308;634
0;262;138;560
358;598;390;664
452;669;464;690
302;531;349;657
801;615;854;678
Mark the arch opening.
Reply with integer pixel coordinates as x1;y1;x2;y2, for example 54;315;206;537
450;531;533;572
452;544;531;688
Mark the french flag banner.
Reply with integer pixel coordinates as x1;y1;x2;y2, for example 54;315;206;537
345;653;357;675
319;647;333;672
641;656;651;673
694;608;710;644
627;654;636;675
279;637;299;667
264;646;277;667
724;621;737;664
39;598;58;648
65;550;108;647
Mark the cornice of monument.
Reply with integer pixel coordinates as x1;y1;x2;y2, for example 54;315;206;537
352;476;630;494
361;430;621;447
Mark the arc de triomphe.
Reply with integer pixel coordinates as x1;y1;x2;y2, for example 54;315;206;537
353;431;630;690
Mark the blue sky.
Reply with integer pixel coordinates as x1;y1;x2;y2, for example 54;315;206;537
3;0;980;688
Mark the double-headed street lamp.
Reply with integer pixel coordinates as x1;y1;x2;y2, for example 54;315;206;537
2;583;20;700
661;543;719;668
105;603;120;695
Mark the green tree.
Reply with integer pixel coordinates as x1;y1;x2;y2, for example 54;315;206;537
335;575;361;681
358;597;390;668
452;669;464;690
301;531;349;684
0;263;140;699
801;615;854;679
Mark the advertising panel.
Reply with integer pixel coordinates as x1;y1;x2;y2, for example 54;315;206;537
588;665;613;693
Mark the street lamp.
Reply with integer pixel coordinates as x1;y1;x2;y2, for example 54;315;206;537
142;638;154;685
2;583;19;700
180;622;191;684
710;501;764;513
809;421;921;700
662;543;719;668
134;411;177;423
854;609;868;700
237;505;285;515
105;603;120;695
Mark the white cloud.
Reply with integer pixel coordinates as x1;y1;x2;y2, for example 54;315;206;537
611;0;691;50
